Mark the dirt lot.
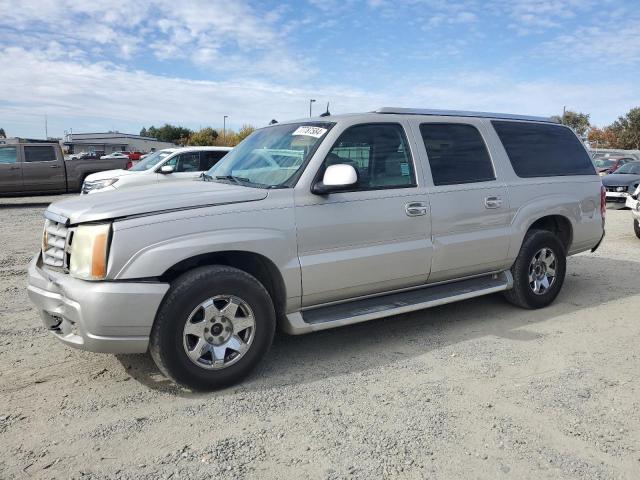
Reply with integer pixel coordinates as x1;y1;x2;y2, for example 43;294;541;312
0;198;638;480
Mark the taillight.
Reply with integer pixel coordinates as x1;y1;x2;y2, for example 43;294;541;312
600;184;606;219
126;160;133;170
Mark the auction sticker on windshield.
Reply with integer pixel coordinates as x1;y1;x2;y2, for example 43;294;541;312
292;126;328;138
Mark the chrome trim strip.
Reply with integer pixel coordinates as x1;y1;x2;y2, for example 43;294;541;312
43;210;70;226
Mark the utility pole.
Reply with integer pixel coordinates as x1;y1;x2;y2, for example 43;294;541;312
223;115;228;144
45;114;48;139
309;99;316;118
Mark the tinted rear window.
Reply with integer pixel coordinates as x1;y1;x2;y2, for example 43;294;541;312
492;121;595;177
24;146;57;163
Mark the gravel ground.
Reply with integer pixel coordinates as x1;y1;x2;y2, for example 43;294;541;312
0;198;639;479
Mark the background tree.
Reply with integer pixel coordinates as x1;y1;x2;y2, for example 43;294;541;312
235;124;255;144
187;127;219;146
609;107;640;150
551;110;591;136
0;128;6;138
139;124;193;144
588;126;619;149
139;127;148;137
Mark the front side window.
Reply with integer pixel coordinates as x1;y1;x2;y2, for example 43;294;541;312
321;123;415;190
616;162;640;175
165;152;201;172
0;147;17;164
24;146;56;162
492;121;595;177
206;122;333;188
420;123;495;186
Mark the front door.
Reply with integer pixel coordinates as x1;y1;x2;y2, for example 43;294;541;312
21;145;66;192
0;146;22;193
296;122;433;307
415;121;511;283
157;151;203;183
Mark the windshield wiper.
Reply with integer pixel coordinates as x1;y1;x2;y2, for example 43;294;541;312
215;175;254;185
201;172;213;181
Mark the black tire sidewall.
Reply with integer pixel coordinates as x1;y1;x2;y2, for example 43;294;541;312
634;219;640;239
511;230;567;308
151;266;276;391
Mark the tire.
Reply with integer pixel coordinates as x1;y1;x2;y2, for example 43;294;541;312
149;266;276;391
634;219;640;239
503;229;566;309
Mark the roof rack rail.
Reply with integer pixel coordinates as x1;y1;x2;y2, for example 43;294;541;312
375;107;558;123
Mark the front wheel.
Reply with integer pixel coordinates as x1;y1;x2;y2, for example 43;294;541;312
503;230;567;309
634;219;640;239
149;266;276;391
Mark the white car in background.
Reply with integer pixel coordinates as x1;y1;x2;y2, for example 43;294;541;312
100;151;130;160
81;146;231;194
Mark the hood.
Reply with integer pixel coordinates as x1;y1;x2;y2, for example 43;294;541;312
47;180;268;224
85;169;139;181
601;173;640;186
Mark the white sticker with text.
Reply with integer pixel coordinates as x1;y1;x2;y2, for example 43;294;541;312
292;126;328;138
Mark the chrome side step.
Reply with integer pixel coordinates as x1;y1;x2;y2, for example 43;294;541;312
282;271;512;335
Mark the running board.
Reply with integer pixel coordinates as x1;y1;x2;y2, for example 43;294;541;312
282;271;512;335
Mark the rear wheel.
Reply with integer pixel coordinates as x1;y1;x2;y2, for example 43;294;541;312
634;219;640;239
504;229;566;309
149;266;276;390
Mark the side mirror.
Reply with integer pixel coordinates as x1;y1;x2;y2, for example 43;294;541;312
160;165;174;174
312;164;357;195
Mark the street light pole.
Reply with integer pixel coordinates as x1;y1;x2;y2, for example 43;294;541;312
309;99;316;118
223;115;228;144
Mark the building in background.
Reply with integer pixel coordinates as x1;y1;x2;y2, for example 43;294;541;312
64;132;175;154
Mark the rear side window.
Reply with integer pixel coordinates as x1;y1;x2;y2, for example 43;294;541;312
200;151;228;170
0;147;17;164
24;146;56;162
419;123;495;186
492;121;595;177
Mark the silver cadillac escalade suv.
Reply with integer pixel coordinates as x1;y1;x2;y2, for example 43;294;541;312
27;108;606;390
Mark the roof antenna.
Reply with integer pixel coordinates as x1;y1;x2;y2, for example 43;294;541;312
320;102;331;117
269;119;278;125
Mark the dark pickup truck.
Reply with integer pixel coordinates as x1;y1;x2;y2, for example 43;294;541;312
0;139;130;195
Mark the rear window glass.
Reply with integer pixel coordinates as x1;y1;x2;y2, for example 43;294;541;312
492;121;595;177
420;123;495;186
24;146;56;163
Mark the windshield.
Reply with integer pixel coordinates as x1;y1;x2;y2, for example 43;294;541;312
615;162;640;174
130;150;172;171
594;159;615;168
205;122;333;188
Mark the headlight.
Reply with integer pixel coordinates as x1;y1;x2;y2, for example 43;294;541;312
69;224;111;280
89;178;119;190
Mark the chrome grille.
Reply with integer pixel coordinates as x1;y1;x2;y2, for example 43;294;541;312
42;219;71;269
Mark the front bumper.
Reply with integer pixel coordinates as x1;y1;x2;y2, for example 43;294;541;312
627;196;640;220
27;254;169;354
605;191;629;203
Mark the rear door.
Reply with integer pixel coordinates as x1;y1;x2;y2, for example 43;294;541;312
21;145;66;192
415;120;511;283
0;146;22;193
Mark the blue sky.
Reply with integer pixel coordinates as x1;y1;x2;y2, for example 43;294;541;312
1;0;639;138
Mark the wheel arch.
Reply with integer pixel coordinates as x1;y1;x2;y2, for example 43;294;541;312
526;214;573;253
158;250;287;323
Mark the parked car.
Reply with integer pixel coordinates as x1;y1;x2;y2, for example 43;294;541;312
601;161;640;205
27;108;605;390
128;151;144;161
100;152;130;160
81;147;231;194
0;140;130;195
594;156;634;176
625;185;640;238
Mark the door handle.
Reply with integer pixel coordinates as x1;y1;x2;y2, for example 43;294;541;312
405;202;428;217
484;196;503;209
9;166;20;170
50;165;60;168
